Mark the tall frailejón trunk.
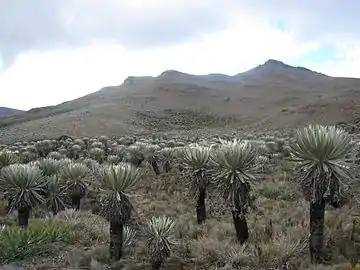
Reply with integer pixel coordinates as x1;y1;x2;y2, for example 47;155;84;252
196;184;206;224
163;160;171;173
231;182;250;244
104;142;109;158
150;256;163;270
150;249;169;270
231;210;249;244
6;199;12;213
195;173;207;224
84;140;89;150
131;156;144;167
50;204;59;216
309;199;326;263
151;160;160;175
71;195;81;211
74;152;80;160
18;206;30;227
109;220;124;260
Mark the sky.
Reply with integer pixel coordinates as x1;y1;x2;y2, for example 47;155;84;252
1;0;360;110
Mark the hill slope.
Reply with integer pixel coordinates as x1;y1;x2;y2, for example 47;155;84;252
0;107;23;117
1;59;360;143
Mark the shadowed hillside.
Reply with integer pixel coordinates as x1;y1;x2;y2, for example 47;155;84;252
1;59;360;143
0;107;23;117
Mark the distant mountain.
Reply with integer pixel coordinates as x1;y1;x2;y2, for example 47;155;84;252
234;59;328;81
0;107;23;117
1;59;360;143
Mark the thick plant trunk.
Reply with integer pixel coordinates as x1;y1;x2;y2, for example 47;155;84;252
132;156;144;167
151;257;163;270
109;220;123;260
309;199;326;263
104;142;109;158
95;153;104;164
51;206;58;216
71;195;81;210
164;160;171;173
6;199;12;213
135;159;142;166
49;200;64;215
74;153;80;160
196;185;206;224
232;210;249;244
151;160;160;175
18;206;30;227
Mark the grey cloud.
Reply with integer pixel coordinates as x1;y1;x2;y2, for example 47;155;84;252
0;0;230;68
2;0;360;69
0;0;66;67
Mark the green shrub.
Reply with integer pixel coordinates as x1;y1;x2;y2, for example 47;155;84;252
0;219;73;262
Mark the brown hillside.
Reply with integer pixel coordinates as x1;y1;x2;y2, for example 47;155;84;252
1;59;360;143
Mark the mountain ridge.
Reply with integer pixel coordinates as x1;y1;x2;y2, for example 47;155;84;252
0;107;24;117
122;59;328;84
0;59;360;143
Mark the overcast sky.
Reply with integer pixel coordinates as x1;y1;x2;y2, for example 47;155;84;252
1;0;360;110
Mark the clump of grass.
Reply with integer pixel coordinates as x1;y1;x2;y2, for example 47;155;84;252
67;246;110;269
191;235;252;268
254;180;300;201
55;209;108;245
0;219;73;262
66;228;137;268
324;206;360;264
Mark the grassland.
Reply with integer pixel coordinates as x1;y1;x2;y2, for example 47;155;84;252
0;128;359;270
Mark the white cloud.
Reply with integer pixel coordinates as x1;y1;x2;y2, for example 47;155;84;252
305;46;360;78
0;13;319;110
1;0;360;110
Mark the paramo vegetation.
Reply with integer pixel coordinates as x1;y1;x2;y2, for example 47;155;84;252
0;125;359;269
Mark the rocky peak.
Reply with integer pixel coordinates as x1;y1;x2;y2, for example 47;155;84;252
262;59;292;68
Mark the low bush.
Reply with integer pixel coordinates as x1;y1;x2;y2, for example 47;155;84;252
0;219;73;262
